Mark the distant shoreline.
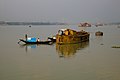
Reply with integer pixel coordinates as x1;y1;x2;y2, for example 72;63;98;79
0;21;120;26
0;21;67;25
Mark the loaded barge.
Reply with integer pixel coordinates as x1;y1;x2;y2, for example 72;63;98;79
56;29;89;44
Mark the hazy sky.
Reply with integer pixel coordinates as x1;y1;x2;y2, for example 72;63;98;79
0;0;120;23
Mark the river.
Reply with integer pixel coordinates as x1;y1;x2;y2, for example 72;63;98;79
0;25;120;80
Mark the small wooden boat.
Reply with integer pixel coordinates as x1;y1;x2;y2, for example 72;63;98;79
95;31;103;36
18;39;53;45
18;34;53;45
111;46;120;48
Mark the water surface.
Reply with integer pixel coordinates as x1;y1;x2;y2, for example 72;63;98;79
0;25;120;80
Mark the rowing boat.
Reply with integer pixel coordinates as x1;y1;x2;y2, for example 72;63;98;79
19;39;53;45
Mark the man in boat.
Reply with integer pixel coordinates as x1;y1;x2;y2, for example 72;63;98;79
25;34;27;41
37;38;40;42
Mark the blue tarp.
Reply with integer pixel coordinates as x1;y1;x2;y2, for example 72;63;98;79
27;37;37;42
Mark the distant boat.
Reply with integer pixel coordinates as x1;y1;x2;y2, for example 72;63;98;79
78;22;91;27
29;25;31;27
95;31;103;36
111;46;120;48
95;23;104;27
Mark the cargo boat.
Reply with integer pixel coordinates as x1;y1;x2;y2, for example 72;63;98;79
56;29;89;44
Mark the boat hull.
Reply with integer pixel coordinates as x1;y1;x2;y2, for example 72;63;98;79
19;39;53;45
56;34;89;45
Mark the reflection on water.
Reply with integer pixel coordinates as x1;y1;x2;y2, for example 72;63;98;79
19;44;40;52
56;41;89;58
95;36;103;44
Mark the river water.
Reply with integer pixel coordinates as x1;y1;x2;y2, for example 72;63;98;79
0;25;120;80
